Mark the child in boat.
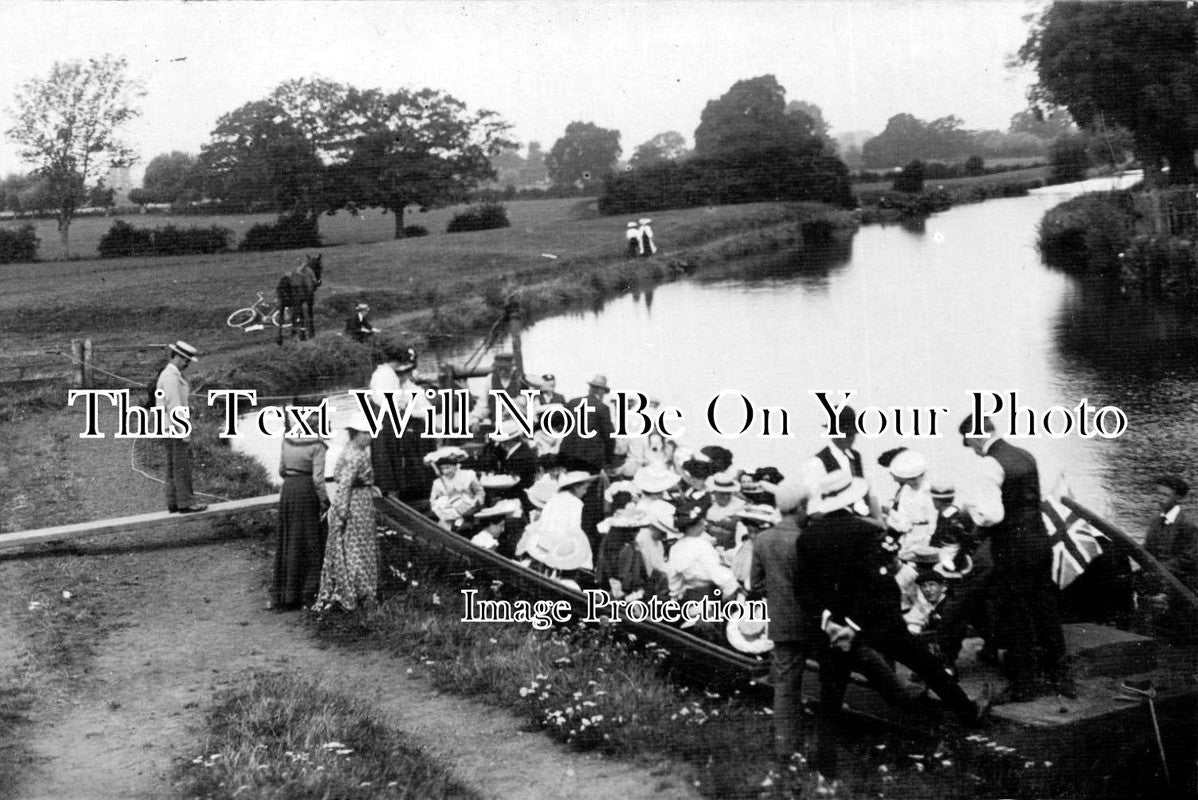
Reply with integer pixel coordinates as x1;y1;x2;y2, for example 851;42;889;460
426;447;485;530
469;499;523;550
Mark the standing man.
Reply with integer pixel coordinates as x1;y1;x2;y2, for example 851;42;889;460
799;405;878;524
959;416;1073;701
1143;475;1198;596
558;375;616;549
157;341;206;514
796;471;989;792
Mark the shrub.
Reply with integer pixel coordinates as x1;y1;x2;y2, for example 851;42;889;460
0;223;39;263
1049;135;1091;185
1037;191;1135;273
96;220;231;258
892;159;925;193
97;220;154;258
445;202;511;234
403;224;430;237
239;213;322;251
964;155;986;176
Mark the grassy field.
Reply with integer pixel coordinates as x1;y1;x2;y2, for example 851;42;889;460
853;164;1052;193
0;198;598;261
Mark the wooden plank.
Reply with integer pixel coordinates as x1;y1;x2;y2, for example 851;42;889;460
0;494;278;553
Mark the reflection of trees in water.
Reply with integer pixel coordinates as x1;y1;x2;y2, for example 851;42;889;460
1053;277;1198;529
690;236;855;288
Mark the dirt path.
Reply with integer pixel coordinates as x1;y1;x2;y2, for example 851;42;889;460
4;414;699;800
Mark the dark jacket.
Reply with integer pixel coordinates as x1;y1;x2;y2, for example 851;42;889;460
986;438;1051;570
750;519;802;643
795;509;906;644
557;394;615;472
1145;507;1198;591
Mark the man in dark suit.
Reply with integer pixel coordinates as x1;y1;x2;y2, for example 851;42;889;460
558;375;616;548
796;471;989;789
1144;475;1198;596
959;416;1072;702
344;303;378;342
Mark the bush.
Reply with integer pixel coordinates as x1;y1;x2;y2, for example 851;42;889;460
239;213;322;251
892;160;926;193
0;223;40;264
445;202;511;234
1037;191;1135;273
964;155;986;177
403;224;430;237
1049;135;1091;185
96;220;231;258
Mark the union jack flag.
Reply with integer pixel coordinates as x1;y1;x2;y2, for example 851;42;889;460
1041;476;1106;589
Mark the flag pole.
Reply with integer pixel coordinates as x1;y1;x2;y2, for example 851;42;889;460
1061;496;1198;614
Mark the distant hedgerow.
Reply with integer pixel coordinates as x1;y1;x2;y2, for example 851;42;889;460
445;202;510;234
0;223;40;263
97;220;231;258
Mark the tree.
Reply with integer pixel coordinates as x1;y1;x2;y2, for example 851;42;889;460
629;131;689;169
1019;2;1198;184
1009;107;1076;140
545;122;621;188
964;155;986;176
892;159;926;193
694;75;826;158
6;55;143;257
861;113;977;167
200;79;357;229
339;87;513;238
87;182;115;208
786;100;836;149
138;151;203;205
522;141;548;185
1049;134;1091;184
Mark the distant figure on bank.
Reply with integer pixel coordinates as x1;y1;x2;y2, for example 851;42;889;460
345;303;378;343
313;413;379;613
625;221;642;257
273;418;328;610
157;340;207;513
637;218;657;257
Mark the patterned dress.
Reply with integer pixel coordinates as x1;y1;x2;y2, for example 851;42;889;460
313;445;378;612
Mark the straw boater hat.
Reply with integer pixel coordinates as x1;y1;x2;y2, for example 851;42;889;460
167;341;198;362
633;464;681;495
638;218;651;225
734;504;783;528
475;499;523;521
930;477;955;501
525;476;558;509
627;221;638;228
355;302;369;312
587;375;610;393
725;598;773;654
648;503;682;539
488;419;527;443
888;449;928;481
705;473;740;493
813;470;869;514
933;547;974;579
424;446;468;467
597;506;651;534
528;529;590;571
557;471;598;491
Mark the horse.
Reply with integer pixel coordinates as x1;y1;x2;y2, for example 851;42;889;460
275;254;323;344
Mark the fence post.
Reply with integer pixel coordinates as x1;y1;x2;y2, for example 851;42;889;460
70;339;83;387
82;338;93;388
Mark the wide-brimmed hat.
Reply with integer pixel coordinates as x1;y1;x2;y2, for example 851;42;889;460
526;476;558;509
424;446;468;467
649;504;682;538
934;546;973;579
769;479;807;515
167;340;199;362
475;499;523;520
479;473;520;489
699;446;734;471
633;464;681;494
597;507;651;533
528;530;590;571
488;419;528;443
355;302;370;312
889;449;928;480
884;507;913;534
813;470;869;514
384;344;417;372
638;218;652;225
604;480;641;504
725;599;773;654
705;473;740;493
557;471;598;491
734;504;783;528
342;412;375;434
586;374;610;393
929;478;955;500
626;221;638;228
1154;475;1189;498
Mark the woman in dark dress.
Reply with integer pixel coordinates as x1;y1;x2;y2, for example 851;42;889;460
272;431;328;610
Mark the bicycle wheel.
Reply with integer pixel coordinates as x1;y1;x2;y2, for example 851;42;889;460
227;307;256;328
269;310;282;327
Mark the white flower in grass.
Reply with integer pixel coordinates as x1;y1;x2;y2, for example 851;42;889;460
432;593;441;605
321;742;346;749
27;601;41;611
61;590;72;600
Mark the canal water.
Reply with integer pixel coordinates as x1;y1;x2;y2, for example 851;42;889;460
237;173;1191;533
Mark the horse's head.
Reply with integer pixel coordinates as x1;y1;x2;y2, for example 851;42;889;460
305;253;323;287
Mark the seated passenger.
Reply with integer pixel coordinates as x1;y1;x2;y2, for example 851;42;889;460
426;447;484;530
666;493;744;628
516;471;597;575
469;499;523;551
596;505;652;600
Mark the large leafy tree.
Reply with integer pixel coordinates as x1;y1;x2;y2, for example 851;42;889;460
132;151;204;205
629;131;688;169
339;87;513;238
545;122;621;188
861;113;975;168
6;55;143;257
1019;1;1198;184
693;75;826;158
200;79;356;226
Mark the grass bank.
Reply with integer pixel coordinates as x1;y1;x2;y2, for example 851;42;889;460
173;670;481;800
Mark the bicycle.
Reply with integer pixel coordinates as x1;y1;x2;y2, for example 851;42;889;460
226;292;289;330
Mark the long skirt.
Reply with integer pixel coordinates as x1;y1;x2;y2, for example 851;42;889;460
312;486;378;612
272;475;326;607
371;417;435;507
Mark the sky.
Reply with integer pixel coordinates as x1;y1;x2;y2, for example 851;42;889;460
1;0;1045;182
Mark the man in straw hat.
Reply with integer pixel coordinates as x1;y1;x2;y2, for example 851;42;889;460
344;302;378;343
799;405;878;525
796;470;991;790
558;375;617;548
156;341;206;513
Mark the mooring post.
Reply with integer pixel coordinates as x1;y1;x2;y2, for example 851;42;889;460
70;338;83;387
82;338;93;388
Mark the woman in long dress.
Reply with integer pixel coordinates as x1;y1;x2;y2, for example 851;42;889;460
272;431;328;610
369;341;435;508
313;416;379;613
